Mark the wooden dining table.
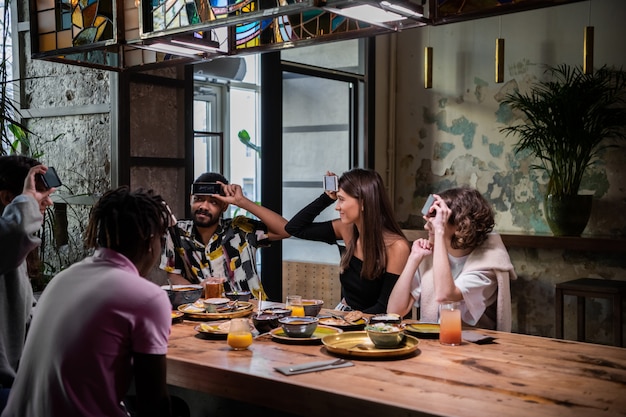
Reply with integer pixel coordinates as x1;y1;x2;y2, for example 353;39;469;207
166;306;626;417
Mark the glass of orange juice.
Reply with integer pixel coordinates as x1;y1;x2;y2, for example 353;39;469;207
285;295;305;317
439;301;462;346
227;318;253;350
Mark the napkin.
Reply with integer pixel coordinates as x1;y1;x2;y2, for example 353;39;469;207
462;330;496;344
274;359;354;376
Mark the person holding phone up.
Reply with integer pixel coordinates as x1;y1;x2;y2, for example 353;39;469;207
387;187;517;331
0;156;56;412
160;172;290;299
285;168;410;314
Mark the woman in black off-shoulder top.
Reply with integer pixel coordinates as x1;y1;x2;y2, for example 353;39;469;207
285;168;410;314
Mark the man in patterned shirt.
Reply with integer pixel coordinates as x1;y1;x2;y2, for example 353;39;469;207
160;173;290;299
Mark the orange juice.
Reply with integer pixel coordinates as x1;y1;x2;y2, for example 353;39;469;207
227;332;253;350
439;306;462;345
288;305;305;317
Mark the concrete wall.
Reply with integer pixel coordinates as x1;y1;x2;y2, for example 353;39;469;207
387;0;626;343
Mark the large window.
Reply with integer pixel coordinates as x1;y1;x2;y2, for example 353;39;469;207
193;54;261;218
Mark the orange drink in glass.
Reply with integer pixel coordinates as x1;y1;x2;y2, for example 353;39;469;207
227;318;253;350
439;301;462;346
285;295;305;317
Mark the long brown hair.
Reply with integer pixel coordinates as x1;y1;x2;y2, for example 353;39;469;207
339;168;405;280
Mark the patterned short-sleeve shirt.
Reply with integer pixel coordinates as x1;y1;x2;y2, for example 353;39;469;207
160;217;270;296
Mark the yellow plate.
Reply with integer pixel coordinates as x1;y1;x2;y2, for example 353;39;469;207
321;331;420;358
178;301;254;320
270;325;343;344
404;322;440;336
171;311;184;322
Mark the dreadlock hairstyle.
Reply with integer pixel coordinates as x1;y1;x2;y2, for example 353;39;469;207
0;155;41;209
85;187;170;264
438;186;494;250
338;168;405;281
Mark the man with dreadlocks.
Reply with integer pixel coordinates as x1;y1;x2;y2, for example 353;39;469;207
0;156;55;413
160;172;290;300
3;187;174;417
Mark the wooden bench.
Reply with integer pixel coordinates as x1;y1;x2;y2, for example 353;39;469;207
282;261;342;308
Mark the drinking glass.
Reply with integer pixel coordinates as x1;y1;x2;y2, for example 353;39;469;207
204;277;226;299
227;318;253;350
285;295;305;317
439;301;462;346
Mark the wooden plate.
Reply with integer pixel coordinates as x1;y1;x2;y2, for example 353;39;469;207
321;331;420;358
178;301;254;320
270;325;343;344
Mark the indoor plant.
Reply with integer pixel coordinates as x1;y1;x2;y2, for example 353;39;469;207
501;64;626;236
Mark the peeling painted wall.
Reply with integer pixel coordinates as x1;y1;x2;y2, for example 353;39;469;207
391;0;626;344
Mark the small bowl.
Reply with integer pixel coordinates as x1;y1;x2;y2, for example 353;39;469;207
278;316;319;338
252;314;280;333
368;313;402;326
262;307;292;318
302;299;324;317
365;323;405;348
203;297;230;312
224;291;252;302
161;285;203;308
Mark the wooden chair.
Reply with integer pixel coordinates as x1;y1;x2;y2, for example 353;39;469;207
555;278;626;347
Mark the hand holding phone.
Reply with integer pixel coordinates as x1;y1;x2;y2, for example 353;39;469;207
323;175;338;192
421;194;436;217
38;167;62;189
191;182;223;195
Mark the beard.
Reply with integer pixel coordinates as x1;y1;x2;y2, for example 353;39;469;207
193;209;220;228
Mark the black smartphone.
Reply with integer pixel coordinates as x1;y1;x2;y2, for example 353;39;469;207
191;182;222;195
421;194;436;216
323;175;338;192
40;167;62;189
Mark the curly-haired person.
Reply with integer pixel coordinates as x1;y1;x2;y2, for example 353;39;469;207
388;187;517;331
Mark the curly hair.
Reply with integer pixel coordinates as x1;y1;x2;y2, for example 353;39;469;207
338;168;405;280
439;187;494;250
85;186;170;263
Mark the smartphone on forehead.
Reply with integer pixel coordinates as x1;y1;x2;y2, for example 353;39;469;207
39;167;62;189
421;194;436;216
191;182;222;195
323;175;338;192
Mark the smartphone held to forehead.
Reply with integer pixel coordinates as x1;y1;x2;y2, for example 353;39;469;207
421;194;436;216
323;175;338;192
39;167;62;189
191;182;222;195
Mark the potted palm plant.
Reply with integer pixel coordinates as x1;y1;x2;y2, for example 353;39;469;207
501;64;626;236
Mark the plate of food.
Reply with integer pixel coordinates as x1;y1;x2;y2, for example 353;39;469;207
171;311;184;322
178;300;254;320
270;325;343;344
318;316;367;331
194;320;233;339
321;331;420;359
403;321;440;338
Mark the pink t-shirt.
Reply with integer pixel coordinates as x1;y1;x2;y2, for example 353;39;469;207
2;248;171;417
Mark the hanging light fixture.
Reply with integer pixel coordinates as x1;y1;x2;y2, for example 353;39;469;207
584;0;594;74
424;26;432;89
495;17;504;83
